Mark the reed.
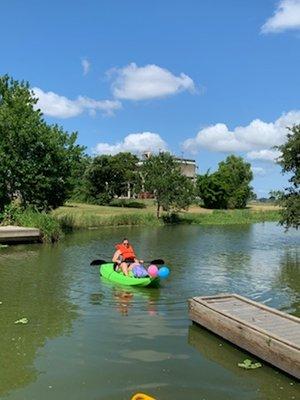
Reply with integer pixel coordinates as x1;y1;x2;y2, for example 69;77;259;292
54;210;160;230
13;208;62;242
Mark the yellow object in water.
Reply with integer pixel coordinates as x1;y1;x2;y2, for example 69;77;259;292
131;393;156;400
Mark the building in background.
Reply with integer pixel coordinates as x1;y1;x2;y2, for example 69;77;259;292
142;151;197;181
174;157;197;182
138;152;197;198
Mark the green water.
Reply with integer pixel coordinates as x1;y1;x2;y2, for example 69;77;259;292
0;223;299;400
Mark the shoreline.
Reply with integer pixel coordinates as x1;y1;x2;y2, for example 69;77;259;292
0;203;281;244
52;202;281;229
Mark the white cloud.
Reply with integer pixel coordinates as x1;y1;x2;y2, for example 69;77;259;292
76;96;121;116
247;149;281;163
81;58;90;75
251;166;267;176
93;132;168;155
261;0;300;33
33;87;121;118
182;110;300;160
110;63;195;100
183;123;249;153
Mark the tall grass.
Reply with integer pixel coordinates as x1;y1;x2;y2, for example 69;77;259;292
179;209;280;225
10;208;62;242
54;211;161;231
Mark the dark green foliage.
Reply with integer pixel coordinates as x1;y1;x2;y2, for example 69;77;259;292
197;172;228;209
197;155;253;209
68;155;92;202
0;75;85;211
276;125;300;229
83;152;140;204
141;152;195;217
109;199;146;208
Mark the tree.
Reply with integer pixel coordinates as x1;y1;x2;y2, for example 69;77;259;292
0;75;85;211
197;155;253;209
83;152;139;204
196;172;228;209
141;152;194;218
276;125;300;229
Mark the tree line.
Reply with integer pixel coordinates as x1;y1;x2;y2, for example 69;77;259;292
0;75;299;228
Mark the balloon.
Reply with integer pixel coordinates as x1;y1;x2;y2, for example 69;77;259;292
158;266;170;279
132;265;148;278
148;264;158;278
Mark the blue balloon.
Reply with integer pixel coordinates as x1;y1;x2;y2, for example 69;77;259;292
158;266;170;279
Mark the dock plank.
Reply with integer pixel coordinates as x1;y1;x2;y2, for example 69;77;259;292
0;225;40;243
189;293;300;378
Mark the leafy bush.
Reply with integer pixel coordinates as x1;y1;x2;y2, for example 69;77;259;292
197;155;253;209
162;213;181;224
109;199;146;208
94;193;112;205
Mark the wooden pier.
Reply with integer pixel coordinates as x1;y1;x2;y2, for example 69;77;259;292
0;225;40;243
189;293;300;379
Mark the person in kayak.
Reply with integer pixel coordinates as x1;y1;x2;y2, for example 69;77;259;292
112;238;144;276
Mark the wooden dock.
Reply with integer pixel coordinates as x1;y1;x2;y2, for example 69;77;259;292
0;225;40;243
189;293;300;379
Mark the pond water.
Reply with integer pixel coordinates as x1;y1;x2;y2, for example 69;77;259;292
0;222;299;400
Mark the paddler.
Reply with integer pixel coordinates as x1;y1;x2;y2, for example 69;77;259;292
112;238;144;276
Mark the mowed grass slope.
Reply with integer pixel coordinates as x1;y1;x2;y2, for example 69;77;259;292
52;201;281;229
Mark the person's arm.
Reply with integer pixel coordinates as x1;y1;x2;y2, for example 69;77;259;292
112;250;122;264
134;255;144;264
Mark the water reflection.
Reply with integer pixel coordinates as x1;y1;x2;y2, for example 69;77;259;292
188;324;299;400
113;289;135;316
92;280;160;317
0;244;78;397
274;249;300;316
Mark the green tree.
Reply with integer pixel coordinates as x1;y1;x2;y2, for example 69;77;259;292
196;172;228;209
83;152;139;204
276;125;300;229
141;152;194;218
0;75;85;211
197;155;253;209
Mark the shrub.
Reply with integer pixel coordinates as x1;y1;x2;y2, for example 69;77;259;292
109;199;146;209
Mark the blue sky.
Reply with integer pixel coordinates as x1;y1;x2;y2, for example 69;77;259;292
1;0;300;196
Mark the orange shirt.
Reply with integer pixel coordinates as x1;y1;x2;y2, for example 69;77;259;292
115;243;136;260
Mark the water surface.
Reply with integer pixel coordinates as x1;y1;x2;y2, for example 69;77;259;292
0;223;299;400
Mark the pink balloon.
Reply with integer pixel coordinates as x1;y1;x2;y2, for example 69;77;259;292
148;264;158;277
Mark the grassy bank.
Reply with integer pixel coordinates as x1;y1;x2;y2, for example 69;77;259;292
179;209;280;225
1;206;62;242
1;202;280;243
52;203;161;230
52;202;281;230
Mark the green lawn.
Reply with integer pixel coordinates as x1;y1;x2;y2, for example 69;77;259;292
52;201;281;229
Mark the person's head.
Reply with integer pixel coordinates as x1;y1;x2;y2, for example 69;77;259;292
122;238;129;247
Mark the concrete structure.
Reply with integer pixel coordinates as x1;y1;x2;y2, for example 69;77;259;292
0;225;40;243
174;157;197;181
142;152;197;180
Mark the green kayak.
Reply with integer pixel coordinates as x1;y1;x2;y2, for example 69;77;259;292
99;263;159;287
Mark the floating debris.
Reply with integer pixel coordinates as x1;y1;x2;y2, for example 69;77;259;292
14;317;29;324
238;359;262;370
